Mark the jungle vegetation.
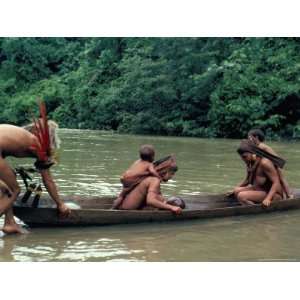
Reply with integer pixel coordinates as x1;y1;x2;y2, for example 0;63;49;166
0;37;299;139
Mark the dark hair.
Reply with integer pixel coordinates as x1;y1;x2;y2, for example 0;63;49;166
248;129;265;142
160;165;178;175
237;139;286;168
237;139;255;156
139;144;155;162
237;148;252;156
169;165;178;173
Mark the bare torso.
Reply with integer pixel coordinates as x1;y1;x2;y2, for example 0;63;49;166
122;159;152;179
253;158;283;195
0;124;37;158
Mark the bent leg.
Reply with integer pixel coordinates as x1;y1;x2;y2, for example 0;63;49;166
0;177;15;217
112;189;127;209
0;158;22;234
120;185;146;210
237;190;267;206
0;191;25;234
272;193;283;202
233;186;254;199
146;194;181;214
146;178;182;214
0;159;20;214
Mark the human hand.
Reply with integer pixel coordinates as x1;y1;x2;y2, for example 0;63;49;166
58;203;71;217
262;198;272;207
171;206;182;215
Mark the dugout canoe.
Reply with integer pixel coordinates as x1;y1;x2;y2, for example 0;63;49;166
12;189;300;227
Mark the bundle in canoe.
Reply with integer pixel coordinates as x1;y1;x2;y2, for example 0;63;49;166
12;189;300;227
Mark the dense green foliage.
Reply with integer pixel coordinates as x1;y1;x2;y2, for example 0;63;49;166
0;37;299;138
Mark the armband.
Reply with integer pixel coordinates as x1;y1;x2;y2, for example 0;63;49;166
34;159;55;170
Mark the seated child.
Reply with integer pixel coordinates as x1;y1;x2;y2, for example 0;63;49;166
121;144;161;183
112;144;161;209
248;129;278;156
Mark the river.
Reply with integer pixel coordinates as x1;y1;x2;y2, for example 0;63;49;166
1;129;300;261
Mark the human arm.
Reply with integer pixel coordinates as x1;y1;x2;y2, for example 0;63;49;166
261;160;281;207
238;176;249;188
227;168;250;196
146;178;181;214
235;161;252;188
39;168;71;216
148;164;162;179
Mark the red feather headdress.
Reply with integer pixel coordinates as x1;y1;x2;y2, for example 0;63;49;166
31;101;51;162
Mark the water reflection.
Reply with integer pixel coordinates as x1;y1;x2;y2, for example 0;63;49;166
1;129;300;261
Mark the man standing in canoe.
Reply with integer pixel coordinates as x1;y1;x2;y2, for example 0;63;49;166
117;155;182;214
234;139;286;206
0;102;70;234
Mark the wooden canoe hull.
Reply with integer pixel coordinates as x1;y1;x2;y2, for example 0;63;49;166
13;191;300;227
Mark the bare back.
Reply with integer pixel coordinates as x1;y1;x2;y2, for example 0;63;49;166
120;177;160;209
0;124;37;158
122;159;153;178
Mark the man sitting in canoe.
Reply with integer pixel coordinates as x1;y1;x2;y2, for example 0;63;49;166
0;102;70;234
115;155;182;214
234;139;287;206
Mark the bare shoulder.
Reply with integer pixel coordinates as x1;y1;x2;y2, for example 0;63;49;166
126;159;141;170
132;159;141;166
260;158;275;170
145;176;160;188
142;160;152;166
146;176;160;184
